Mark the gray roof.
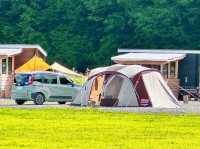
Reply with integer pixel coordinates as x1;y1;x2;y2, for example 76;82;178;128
112;53;186;62
0;44;47;56
118;49;200;54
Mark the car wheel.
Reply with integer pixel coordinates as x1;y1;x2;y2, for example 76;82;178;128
33;93;45;105
15;100;25;105
58;101;66;104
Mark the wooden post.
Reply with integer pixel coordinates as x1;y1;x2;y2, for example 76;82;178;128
168;62;171;78
160;64;163;74
175;61;179;79
6;57;8;75
0;58;2;75
12;56;14;75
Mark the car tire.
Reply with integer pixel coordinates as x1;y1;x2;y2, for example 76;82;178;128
58;101;66;104
15;100;25;105
33;93;45;105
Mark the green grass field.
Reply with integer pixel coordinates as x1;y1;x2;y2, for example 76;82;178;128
0;108;200;149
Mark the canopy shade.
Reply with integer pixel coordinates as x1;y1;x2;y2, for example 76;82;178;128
50;62;82;77
15;56;50;73
112;53;186;64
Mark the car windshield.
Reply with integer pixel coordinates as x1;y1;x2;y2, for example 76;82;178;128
14;74;31;86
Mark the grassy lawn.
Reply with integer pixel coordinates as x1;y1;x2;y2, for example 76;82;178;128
0;108;200;149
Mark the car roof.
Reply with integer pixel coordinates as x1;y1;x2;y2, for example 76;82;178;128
16;71;64;76
15;71;73;80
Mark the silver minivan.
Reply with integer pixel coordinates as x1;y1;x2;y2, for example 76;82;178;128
11;71;81;105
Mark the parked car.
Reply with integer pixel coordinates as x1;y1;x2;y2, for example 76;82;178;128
11;71;81;105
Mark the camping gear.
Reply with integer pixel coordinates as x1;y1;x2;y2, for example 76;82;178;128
73;64;180;108
15;56;50;73
183;95;189;104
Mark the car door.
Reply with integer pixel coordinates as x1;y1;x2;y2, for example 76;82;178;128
12;74;31;99
57;76;76;101
41;74;60;101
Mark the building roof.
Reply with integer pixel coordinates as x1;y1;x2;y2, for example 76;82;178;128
111;53;186;63
118;49;200;54
0;48;22;56
0;44;47;56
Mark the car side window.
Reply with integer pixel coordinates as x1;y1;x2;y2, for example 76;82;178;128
43;75;58;84
59;77;72;85
33;74;43;83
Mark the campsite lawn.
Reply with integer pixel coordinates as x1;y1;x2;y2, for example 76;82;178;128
0;108;200;149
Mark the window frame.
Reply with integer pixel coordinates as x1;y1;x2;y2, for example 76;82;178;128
34;74;58;84
59;76;73;85
1;57;13;75
1;58;7;75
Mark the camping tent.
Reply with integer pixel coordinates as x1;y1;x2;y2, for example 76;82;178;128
15;56;50;73
50;62;82;77
73;64;179;108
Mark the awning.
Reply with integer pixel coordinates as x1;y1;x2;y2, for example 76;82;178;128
0;48;22;56
50;62;82;77
111;53;186;64
15;56;50;73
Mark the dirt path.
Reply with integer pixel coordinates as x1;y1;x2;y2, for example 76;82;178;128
1;99;200;114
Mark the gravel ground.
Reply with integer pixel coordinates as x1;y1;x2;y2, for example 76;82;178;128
1;99;200;114
99;102;200;114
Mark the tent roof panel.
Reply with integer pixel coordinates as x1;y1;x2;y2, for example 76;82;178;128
117;65;149;78
15;56;50;73
89;64;152;78
50;62;82;77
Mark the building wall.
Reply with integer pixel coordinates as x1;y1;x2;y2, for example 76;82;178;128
0;74;14;98
14;48;45;70
179;54;200;89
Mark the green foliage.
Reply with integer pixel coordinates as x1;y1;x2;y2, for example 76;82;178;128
1;0;200;71
0;108;200;149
